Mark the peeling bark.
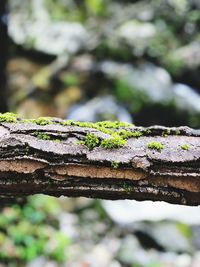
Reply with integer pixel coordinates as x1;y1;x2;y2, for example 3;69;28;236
0;120;199;206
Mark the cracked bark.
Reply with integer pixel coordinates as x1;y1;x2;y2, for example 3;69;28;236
0;120;199;206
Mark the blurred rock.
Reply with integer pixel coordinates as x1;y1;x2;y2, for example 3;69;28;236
67;95;133;123
167;42;200;70
191;252;200;267
116;20;156;56
173;83;200;113
9;19;89;56
146;223;191;252
117;234;159;266
102;200;200;225
9;0;89;56
99;61;173;103
84;244;113;267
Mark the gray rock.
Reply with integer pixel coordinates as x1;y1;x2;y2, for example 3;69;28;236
173;83;200;113
116;20;156;55
102;200;200;225
149;223;191;252
167;42;200;69
9;0;89;55
67;95;133;123
99;61;173;103
117;235;161;266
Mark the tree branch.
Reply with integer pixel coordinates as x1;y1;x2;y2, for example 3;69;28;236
0;115;199;206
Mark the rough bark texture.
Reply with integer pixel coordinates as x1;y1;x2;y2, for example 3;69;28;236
0;119;199;206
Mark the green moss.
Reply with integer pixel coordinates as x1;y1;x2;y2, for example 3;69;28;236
162;129;171;137
111;161;119;169
81;133;100;150
0;112;18;123
147;141;164;151
33;132;62;143
101;135;126;149
175;129;181;135
123;182;132;193
25;145;30;153
145;129;152;134
119;130;143;139
180;144;190;150
32;117;52;126
95;121;133;129
33;132;51;140
53;139;61;143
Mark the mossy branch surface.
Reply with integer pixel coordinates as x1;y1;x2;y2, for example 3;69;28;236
0;113;199;206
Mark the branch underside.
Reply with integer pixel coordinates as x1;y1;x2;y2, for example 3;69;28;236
0;119;199;206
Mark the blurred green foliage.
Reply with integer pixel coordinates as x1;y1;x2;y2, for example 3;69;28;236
0;195;70;266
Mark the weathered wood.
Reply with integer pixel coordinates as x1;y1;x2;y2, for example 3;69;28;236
0;116;199;206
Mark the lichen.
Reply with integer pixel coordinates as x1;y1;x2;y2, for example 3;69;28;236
147;141;164;151
181;144;190;150
111;161;119;169
0;112;18;123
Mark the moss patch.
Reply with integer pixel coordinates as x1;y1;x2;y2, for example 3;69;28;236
0;112;18;123
79;133;100;150
33;132;51;140
162;129;171;137
119;129;143;139
147;141;164;151
32;117;53;126
123;182;133;193
101;135;126;149
111;161;119;169
181;144;190;150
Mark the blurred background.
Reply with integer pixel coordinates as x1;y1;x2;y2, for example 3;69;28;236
0;0;200;266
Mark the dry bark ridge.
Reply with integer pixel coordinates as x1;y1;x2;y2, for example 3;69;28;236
0;118;199;206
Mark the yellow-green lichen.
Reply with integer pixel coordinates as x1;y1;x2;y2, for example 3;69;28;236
0;112;18;123
180;144;190;150
147;141;164;151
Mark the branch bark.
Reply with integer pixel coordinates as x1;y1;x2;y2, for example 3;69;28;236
0;118;199;206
